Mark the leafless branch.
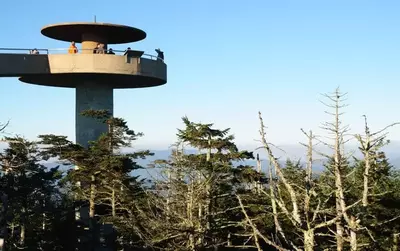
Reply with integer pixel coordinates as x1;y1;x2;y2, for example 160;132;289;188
236;195;289;251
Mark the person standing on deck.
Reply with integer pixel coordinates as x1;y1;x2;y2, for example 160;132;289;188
97;43;105;54
93;43;100;54
68;41;78;54
108;48;115;55
155;48;164;61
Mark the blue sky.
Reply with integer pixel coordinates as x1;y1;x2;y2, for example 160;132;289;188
1;0;400;150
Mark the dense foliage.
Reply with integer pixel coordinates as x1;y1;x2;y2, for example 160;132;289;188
1;89;400;251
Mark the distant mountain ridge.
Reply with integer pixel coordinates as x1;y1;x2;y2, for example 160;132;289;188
2;141;400;180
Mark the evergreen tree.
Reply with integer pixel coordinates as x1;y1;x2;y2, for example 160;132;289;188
38;109;152;250
0;137;64;250
128;117;254;250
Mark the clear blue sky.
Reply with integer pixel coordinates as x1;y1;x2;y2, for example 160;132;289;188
1;0;400;150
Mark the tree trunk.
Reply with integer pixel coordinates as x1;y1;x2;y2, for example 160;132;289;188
304;229;314;251
108;121;113;153
19;225;25;247
362;150;370;207
205;184;211;231
19;202;27;247
269;164;287;244
187;182;195;251
0;193;8;251
111;187;116;217
256;154;261;194
207;135;211;162
393;233;399;251
204;138;212;245
303;132;315;251
195;136;212;247
20;208;25;247
334;105;344;251
350;229;357;251
349;216;357;251
90;175;96;218
188;233;195;251
334;149;344;251
89;175;101;250
197;171;203;246
336;192;344;251
166;169;171;218
304;130;313;230
42;197;46;231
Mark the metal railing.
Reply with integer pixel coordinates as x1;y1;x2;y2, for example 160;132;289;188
0;47;164;62
0;48;49;54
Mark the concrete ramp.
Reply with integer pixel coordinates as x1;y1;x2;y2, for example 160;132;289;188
0;54;50;76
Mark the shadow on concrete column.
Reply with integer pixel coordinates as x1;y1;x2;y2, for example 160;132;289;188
75;81;113;147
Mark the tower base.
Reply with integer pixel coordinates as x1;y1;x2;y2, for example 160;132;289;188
76;81;113;147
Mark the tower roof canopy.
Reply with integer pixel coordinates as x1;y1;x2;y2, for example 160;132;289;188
41;22;146;44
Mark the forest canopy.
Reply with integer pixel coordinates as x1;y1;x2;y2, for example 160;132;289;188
0;88;400;251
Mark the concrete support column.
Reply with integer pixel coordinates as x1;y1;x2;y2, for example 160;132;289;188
75;81;113;147
82;33;108;53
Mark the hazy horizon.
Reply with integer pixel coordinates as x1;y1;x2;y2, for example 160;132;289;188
2;139;400;161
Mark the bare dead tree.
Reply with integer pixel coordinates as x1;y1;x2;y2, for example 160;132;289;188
319;88;360;251
354;116;400;207
257;112;339;251
248;88;400;251
236;111;343;250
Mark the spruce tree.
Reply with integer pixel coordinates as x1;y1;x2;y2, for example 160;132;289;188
0;137;64;250
129;117;254;250
38;109;152;250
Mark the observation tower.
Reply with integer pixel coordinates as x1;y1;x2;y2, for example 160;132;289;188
0;22;167;147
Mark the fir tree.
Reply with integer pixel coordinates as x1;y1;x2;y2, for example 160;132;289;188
0;137;64;250
38;109;152;250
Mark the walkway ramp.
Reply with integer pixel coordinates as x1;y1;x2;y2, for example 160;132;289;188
0;54;50;77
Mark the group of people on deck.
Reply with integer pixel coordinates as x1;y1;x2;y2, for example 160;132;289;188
93;43;116;54
28;41;164;60
67;41;114;54
67;41;164;60
29;48;39;54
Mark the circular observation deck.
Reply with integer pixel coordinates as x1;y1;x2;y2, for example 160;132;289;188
18;54;166;88
41;22;146;44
